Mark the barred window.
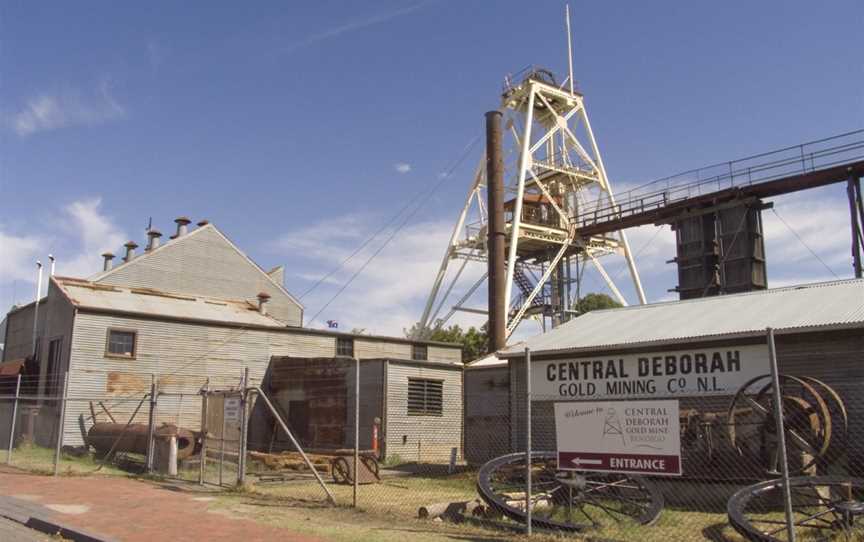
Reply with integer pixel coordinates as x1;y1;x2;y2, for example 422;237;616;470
407;378;443;416
411;344;428;361
336;337;354;357
106;329;136;358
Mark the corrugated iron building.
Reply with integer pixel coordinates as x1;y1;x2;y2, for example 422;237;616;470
463;353;510;465
497;278;864;473
258;356;463;461
1;220;462;448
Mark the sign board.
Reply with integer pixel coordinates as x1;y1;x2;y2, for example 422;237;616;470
223;397;242;423
555;400;681;476
533;344;769;400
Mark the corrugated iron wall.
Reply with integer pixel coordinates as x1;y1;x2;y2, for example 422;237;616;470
385;361;463;462
95;226;303;326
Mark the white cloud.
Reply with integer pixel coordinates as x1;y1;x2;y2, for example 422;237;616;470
0;198;126;310
281;3;426;55
9;78;126;137
147;39;167;73
60;198;128;279
394;162;412;174
0;231;43;284
273;214;486;336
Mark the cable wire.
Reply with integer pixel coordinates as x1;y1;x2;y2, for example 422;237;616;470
307;135;481;326
770;207;840;279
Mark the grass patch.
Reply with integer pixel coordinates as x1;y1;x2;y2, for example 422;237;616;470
234;467;749;541
8;442;128;477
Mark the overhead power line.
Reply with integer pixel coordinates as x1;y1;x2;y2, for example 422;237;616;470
307;135;481;326
770;207;840;279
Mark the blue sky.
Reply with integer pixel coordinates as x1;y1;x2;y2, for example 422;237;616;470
1;1;862;336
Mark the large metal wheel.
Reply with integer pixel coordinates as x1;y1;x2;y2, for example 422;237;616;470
728;375;833;475
800;376;849;465
728;476;864;541
477;452;663;532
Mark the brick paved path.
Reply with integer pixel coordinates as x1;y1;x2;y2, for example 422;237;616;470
0;467;321;542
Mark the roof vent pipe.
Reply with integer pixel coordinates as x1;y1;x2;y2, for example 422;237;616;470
102;252;115;271
257;292;271;315
124;241;139;262
197;219;209;227
146;230;162;251
174;216;191;238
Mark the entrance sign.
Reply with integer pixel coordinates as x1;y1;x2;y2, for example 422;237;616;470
533;344;769;400
555;400;681;476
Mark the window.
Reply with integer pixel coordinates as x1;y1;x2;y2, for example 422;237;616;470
407;378;443;416
411;344;428;361
106;329;136;358
336;337;354;357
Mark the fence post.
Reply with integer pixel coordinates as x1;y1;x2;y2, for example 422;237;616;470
7;374;21;464
219;398;225;487
353;357;360;508
146;375;158;473
199;379;209;485
53;371;70;476
767;327;796;542
525;347;532;536
238;368;249;485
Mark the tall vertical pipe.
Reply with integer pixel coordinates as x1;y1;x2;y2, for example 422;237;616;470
485;111;506;352
31;261;43;358
848;177;863;278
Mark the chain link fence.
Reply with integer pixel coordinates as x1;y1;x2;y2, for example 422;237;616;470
3;341;863;541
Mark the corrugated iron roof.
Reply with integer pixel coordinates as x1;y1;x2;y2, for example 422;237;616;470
56;277;287;328
51;277;462;349
500;279;864;358
465;352;506;369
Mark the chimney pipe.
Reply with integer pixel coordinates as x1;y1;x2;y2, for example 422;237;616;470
124;241;139;262
486;110;506;352
48;254;55;277
257;292;271;315
146;229;162;251
102;252;115;271
174;216;191;238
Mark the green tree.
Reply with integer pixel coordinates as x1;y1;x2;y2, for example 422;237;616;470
405;323;488;363
573;292;622;315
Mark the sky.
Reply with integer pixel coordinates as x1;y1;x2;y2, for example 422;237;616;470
1;0;862;338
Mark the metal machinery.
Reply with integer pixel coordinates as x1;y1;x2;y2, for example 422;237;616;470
417;66;646;344
475;375;861;540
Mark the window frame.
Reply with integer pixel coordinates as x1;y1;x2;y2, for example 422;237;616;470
335;337;354;358
411;344;428;361
104;328;138;360
407;377;444;417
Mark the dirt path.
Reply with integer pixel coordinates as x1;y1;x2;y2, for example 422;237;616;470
0;466;322;542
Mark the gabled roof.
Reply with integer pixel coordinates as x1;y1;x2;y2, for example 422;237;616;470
88;223;303;309
500;279;864;358
54;276;287;328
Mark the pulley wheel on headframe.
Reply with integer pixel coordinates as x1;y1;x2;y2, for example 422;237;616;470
476;452;663;532
727;374;833;475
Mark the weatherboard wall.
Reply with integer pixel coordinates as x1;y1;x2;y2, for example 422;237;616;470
94;226;303;326
59;311;461;447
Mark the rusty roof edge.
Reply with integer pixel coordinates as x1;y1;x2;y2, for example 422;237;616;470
497;321;864;359
72;305;462;349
